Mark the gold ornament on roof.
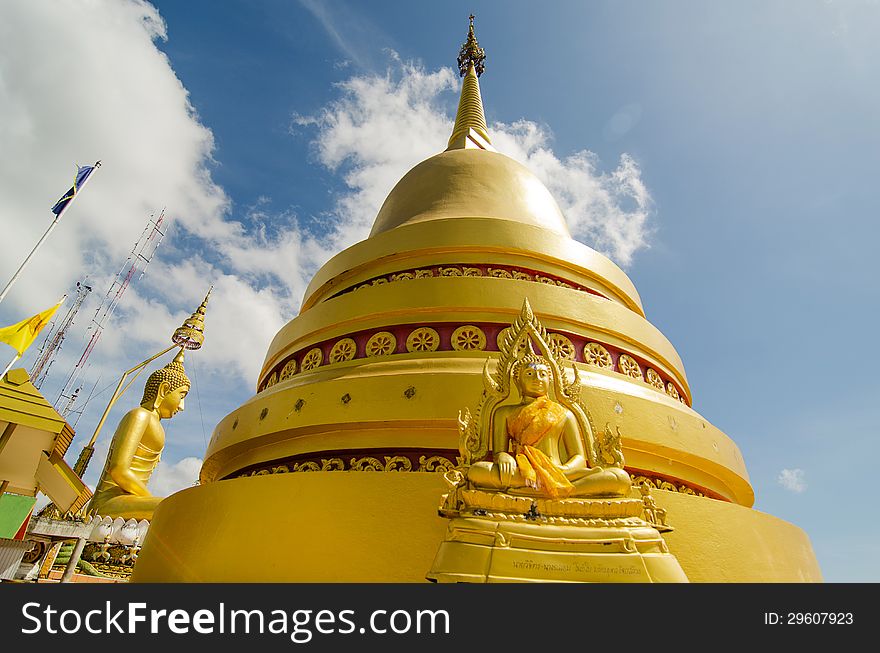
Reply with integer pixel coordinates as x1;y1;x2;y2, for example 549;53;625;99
457;15;485;77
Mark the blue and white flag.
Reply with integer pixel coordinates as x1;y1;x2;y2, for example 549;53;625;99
50;163;97;216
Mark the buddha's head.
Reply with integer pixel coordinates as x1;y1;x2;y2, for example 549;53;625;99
141;349;190;418
514;355;551;398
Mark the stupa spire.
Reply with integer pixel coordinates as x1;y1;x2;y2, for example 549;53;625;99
447;15;495;151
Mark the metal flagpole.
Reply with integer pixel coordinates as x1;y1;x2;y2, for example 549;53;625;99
0;161;101;307
1;354;21;380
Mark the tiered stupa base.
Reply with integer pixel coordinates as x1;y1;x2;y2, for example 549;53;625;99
131;473;821;582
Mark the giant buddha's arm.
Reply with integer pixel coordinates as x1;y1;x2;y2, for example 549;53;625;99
107;409;154;497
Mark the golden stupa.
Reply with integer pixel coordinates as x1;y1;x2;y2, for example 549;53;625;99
133;21;821;582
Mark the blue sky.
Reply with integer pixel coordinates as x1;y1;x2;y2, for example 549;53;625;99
1;1;878;582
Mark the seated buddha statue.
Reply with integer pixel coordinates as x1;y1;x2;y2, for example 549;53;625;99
467;356;631;498
86;350;189;520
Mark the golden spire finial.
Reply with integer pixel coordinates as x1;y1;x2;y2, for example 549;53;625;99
457;14;485;77
172;286;211;350
447;16;493;151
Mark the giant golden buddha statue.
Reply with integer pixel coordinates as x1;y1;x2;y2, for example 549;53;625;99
83;290;210;522
133;20;821;582
86;351;189;520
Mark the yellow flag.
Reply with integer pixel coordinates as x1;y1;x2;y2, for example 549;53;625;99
0;300;63;356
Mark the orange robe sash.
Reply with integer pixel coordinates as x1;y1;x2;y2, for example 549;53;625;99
506;397;574;498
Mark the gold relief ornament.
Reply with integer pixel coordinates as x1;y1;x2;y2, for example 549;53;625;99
329;337;357;363
451;325;486;351
487;268;512;278
427;297;687;583
384;456;413;472
406;327;440;353
293;461;321;472
365;331;397;357
301;348;323;371
584;342;614;369
279;359;297;380
665;382;681;401
639;484;672;532
418;455;455;472
646;368;665;390
351;456;384;471
617;353;642;379
547;333;575;360
597;423;625;468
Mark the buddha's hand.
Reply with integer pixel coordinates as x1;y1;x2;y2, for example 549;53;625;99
495;452;517;486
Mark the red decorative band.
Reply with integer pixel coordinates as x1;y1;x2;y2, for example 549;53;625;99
326;263;610;302
259;322;689;406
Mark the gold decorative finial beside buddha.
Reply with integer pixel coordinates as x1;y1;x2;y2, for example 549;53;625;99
84;290;210;521
427;298;688;583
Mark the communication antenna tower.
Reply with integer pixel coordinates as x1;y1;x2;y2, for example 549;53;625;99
30;280;93;389
55;210;167;417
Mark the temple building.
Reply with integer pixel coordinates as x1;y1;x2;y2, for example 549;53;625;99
132;22;821;582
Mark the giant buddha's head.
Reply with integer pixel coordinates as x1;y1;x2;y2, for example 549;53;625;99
141;349;190;418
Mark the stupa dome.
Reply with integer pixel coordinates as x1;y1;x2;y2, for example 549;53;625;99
370;149;571;238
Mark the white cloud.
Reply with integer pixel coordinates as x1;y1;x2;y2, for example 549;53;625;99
293;56;459;250
0;0;299;388
0;0;298;482
148;456;203;496
777;468;807;493
295;57;653;266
